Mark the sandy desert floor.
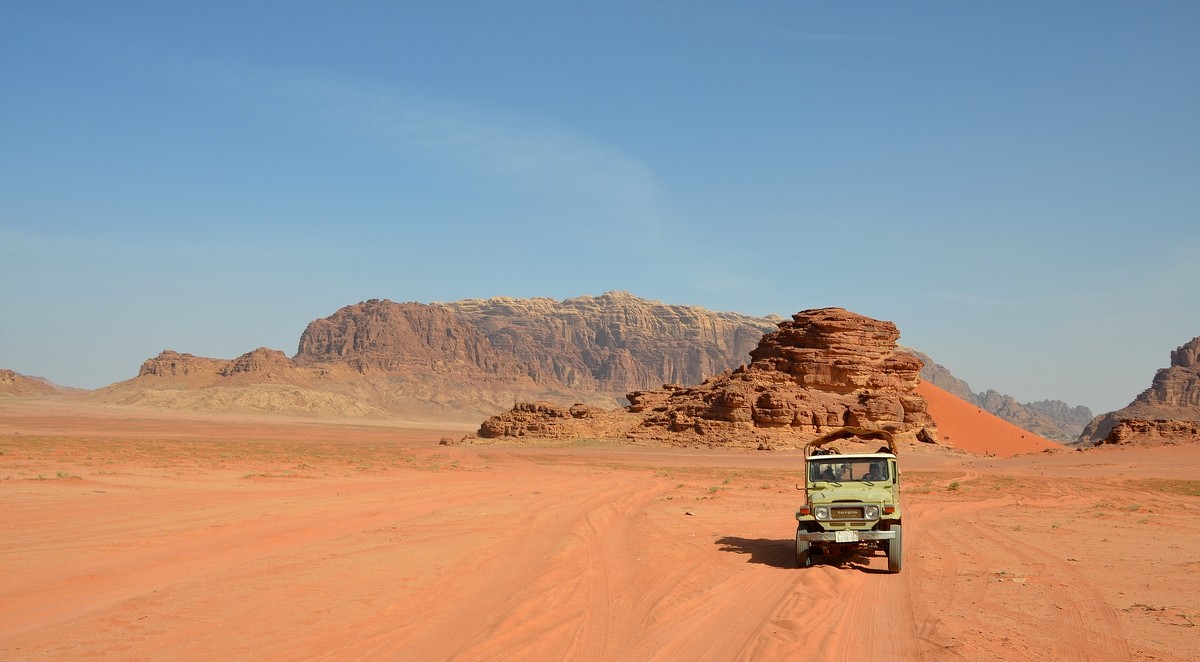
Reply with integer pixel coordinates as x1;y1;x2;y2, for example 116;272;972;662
2;397;1199;661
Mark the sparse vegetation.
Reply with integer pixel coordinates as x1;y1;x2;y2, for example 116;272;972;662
560;437;625;448
1130;479;1200;497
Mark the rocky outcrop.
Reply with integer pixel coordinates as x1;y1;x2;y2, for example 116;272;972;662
1078;336;1200;446
911;350;1093;441
1137;337;1200;409
629;308;934;444
474;308;937;449
1096;419;1200;446
0;369;69;397
137;350;229;379
222;348;297;378
93;348;390;418
474;402;633;441
136;349;309;386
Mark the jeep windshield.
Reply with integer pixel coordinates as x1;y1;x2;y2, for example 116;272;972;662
809;457;890;483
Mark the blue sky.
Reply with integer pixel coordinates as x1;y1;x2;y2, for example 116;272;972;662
2;1;1197;414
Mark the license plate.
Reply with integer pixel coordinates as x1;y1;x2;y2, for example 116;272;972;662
834;531;859;543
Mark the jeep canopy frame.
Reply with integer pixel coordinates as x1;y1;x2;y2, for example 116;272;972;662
803;426;897;457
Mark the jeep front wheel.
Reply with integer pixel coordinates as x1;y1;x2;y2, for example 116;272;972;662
796;526;813;568
886;523;902;573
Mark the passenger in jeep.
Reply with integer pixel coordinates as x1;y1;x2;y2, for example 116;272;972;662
862;461;887;481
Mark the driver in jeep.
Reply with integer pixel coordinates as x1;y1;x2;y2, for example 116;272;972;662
862;461;887;481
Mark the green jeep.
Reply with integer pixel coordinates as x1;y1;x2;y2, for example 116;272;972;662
795;427;903;573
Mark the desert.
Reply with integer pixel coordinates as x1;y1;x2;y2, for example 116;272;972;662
5;5;1200;659
3;384;1199;661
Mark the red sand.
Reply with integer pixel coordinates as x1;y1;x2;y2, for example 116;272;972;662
917;380;1062;456
2;397;1199;661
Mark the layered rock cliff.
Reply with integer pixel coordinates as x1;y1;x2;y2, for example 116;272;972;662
292;292;780;414
474;308;937;449
1078;336;1200;446
440;291;778;394
90;294;777;419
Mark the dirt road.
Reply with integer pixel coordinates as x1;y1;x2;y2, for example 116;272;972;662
2;402;1198;660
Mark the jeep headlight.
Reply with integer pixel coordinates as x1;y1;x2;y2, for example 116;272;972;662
864;505;879;520
814;506;830;521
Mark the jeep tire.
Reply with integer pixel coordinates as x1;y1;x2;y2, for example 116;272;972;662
886;523;902;573
796;526;813;568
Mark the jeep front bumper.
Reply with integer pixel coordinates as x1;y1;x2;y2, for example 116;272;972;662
798;530;896;543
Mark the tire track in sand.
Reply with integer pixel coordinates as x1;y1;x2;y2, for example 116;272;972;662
308;466;673;661
907;490;1131;661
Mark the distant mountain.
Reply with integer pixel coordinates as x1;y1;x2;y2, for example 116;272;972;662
96;292;780;419
1077;336;1200;447
908;350;1093;441
82;292;1095;438
0;369;75;398
93;348;393;418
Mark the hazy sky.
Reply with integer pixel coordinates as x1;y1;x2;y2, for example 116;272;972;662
2;2;1197;414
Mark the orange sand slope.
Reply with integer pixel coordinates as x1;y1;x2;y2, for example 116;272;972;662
916;381;1061;456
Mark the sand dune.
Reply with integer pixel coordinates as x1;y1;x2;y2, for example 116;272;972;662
2;397;1198;661
917;380;1063;457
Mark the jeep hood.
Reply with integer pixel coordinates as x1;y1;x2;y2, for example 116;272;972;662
809;486;892;504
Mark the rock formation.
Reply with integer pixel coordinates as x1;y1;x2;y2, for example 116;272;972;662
295;301;516;378
0;369;69;397
1096;419;1200;446
1077;336;1200;446
97;293;778;420
291;292;779;415
135;349;310;386
136;350;232;380
95;348;391;418
78;292;1086;441
439;291;777;394
911;350;1092;441
474;401;633;440
474;308;938;449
